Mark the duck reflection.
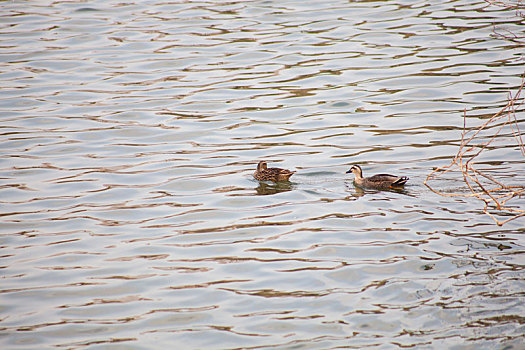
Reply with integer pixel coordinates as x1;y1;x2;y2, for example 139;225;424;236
255;181;294;195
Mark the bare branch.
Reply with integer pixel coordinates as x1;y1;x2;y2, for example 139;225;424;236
424;78;525;226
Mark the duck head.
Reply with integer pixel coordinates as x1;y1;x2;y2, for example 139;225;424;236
346;164;363;178
257;161;268;171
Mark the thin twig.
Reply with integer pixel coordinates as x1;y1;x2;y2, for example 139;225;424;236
424;78;525;226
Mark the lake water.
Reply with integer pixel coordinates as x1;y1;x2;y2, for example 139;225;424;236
1;0;524;349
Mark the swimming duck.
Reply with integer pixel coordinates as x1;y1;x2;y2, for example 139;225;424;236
253;161;295;182
346;164;408;188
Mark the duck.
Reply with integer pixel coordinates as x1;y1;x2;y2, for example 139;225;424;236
253;161;295;182
346;164;408;188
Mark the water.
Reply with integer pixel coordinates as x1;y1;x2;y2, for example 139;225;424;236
1;0;524;348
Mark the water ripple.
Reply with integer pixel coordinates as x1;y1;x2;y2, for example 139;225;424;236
1;0;524;348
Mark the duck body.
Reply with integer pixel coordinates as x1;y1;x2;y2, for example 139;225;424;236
346;164;408;188
254;161;295;182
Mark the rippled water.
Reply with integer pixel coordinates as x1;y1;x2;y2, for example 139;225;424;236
1;0;524;348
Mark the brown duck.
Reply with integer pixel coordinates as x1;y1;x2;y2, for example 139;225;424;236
253;161;295;182
346;164;408;188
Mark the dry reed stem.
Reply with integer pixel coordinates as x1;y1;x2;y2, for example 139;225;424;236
484;0;525;10
486;0;525;42
425;79;525;226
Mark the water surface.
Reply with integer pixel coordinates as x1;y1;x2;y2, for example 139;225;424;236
1;0;524;349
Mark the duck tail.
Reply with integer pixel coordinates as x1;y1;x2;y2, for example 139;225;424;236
280;170;295;180
285;171;296;179
392;176;409;186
